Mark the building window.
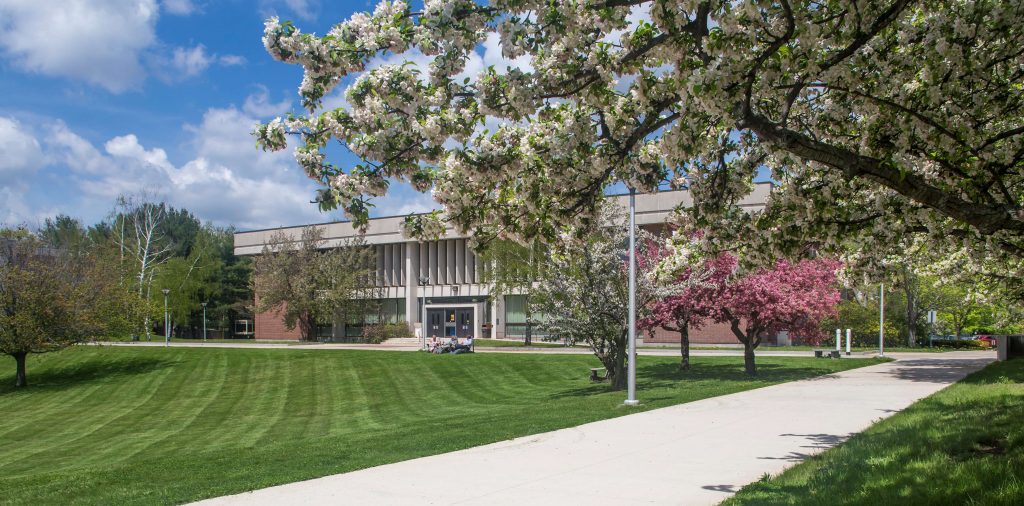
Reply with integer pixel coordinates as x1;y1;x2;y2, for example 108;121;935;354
504;294;547;338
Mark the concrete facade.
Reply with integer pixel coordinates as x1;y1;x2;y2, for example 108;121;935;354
234;184;772;342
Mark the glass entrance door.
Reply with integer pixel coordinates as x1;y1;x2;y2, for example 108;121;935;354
426;309;445;338
456;308;474;338
427;307;475;338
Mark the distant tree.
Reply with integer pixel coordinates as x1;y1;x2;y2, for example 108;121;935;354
39;215;91;256
477;239;546;344
205;226;253;332
720;259;841;375
0;227;32;240
159;207;202;259
112;196;174;340
252;226;378;341
931;283;982;338
639;244;736;371
0;237;144;387
531;210;673;390
152;226;224;336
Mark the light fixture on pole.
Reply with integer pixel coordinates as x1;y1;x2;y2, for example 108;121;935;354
201;302;207;342
419;275;430;351
625;187;639;406
162;288;170;347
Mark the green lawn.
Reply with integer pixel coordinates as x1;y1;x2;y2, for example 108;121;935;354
0;347;885;505
724;358;1024;506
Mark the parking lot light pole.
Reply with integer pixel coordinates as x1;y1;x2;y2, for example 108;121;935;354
201;302;207;342
419;275;430;350
879;283;885;357
162;288;170;347
625;187;639;406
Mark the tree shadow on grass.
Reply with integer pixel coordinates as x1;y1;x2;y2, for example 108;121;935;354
0;356;177;395
546;360;838;400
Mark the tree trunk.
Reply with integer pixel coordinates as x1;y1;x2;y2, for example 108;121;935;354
524;298;532;346
299;313;316;341
12;352;28;388
903;268;918;347
600;330;628;391
743;340;757;376
726;313;758;376
609;344;627;390
678;320;691;371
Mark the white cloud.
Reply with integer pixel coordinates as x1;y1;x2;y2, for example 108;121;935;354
0;0;158;93
259;0;319;21
6;87;327;228
218;54;246;66
162;0;195;15
0;117;44;176
171;44;215;77
152;44;246;82
282;0;318;20
243;86;292;118
371;185;439;217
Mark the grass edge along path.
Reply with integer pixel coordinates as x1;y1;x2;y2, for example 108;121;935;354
0;347;886;505
723;358;1024;506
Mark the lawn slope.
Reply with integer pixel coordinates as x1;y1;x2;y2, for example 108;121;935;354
0;346;884;505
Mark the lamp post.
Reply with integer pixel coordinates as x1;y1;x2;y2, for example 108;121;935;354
419;275;430;350
879;283;885;357
162;288;170;347
625;187;639;406
201;302;207;342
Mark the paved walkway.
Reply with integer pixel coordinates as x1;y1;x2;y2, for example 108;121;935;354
192;351;993;506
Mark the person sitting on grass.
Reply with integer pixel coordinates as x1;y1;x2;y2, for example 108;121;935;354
452;335;474;354
443;336;458;353
427;336;440;353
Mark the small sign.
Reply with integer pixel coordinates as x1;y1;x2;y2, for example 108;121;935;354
927;310;937;324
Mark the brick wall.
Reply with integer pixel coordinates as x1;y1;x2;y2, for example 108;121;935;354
645;320;778;345
254;295;302;340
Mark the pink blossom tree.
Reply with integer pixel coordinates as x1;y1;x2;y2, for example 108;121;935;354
639;247;737;371
720;259;842;375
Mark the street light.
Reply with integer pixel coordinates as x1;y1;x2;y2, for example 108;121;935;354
162;288;170;347
419;275;430;350
201;302;208;342
625;187;639;406
879;283;885;357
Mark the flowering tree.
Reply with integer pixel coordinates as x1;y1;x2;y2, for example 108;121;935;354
530;212;672;390
638;239;735;370
720;258;841;375
256;0;1022;281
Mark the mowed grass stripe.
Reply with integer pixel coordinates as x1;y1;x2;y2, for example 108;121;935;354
0;347;885;505
0;352;182;474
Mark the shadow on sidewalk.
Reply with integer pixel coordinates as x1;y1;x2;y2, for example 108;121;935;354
883;358;993;384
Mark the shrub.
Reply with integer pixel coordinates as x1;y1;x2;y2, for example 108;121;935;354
360;323;413;344
927;339;987;350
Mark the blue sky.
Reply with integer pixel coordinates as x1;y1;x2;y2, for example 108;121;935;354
0;0;438;230
0;1;767;232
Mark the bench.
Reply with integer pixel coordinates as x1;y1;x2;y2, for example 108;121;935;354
814;350;841;359
589;368;606;382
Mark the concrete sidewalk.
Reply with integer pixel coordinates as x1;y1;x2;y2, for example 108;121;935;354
192;351;993;506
